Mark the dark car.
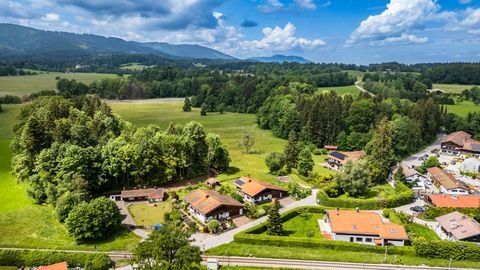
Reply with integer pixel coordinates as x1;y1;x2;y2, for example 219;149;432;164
410;206;425;212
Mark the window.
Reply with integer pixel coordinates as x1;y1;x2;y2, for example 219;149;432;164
349;237;354;242
390;228;398;233
365;238;372;243
356;237;363;242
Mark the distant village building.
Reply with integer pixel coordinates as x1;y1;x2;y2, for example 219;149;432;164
441;131;480;156
462;158;480;173
234;176;287;204
206;177;220;187
426;194;480;208
112;188;165;202
185;189;244;224
327;151;365;170
427;167;470;195
38;262;68;270
323;209;409;246
436;211;480;242
324;145;338;152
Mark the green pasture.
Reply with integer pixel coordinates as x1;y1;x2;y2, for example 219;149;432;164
446;100;480;117
317;85;359;96
433;84;477;93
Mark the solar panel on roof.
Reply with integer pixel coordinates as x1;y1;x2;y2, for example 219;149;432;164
330;151;347;160
234;179;246;186
471;144;480;151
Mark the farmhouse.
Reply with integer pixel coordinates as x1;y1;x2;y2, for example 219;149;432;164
324;209;409;246
117;188;165;202
184;189;244;224
327;150;365;170
427;167;470;195
436;211;480;242
426;194;480;208
234;176;287;204
441;131;480;155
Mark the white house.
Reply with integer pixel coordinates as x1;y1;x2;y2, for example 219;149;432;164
390;164;427;192
427;167;470;195
184;189;244;224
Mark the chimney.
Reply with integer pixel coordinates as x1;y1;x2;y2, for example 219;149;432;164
356;207;359;213
206;195;210;198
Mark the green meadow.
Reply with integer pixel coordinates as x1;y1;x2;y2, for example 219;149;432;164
0;72;117;96
317;85;359;96
446;100;480;117
432;83;477;93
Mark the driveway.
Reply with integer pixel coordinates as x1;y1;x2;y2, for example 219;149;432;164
115;201;150;239
191;189;318;251
402;134;446;168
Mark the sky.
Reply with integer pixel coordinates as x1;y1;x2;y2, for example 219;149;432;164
1;0;480;64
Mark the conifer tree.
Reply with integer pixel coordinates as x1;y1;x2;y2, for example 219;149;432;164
297;148;314;176
284;130;300;170
183;97;192;112
200;103;207;116
266;199;283;236
367;117;394;183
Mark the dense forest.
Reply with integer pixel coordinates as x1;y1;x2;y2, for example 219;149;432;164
11;96;230;207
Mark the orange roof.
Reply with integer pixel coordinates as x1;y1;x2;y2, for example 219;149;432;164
185;189;243;215
327;210;408;240
38;262;68;270
462;139;480;153
238;176;287;197
324;145;338;150
427;194;480;208
427;167;469;191
442;131;472;146
121;188;164;199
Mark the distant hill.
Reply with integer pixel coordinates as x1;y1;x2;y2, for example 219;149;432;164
248;55;311;63
0;23;235;60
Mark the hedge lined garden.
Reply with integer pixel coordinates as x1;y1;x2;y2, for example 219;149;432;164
0;250;111;270
316;182;413;209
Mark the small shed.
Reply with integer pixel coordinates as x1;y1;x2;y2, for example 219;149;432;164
206;177;220;187
324;145;338;152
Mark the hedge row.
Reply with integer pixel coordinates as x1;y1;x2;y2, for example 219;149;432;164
316;183;413;210
235;206;415;256
0;250;112;270
422;207;480;222
413;240;480;261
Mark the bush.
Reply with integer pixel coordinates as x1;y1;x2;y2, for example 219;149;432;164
312;148;325;155
413;239;480;261
207;219;221;234
422;207;480;222
0;250;111;269
0;95;22;104
265;152;286;174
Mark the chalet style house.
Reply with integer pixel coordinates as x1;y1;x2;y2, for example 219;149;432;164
112;188;165;202
427;167;470;195
323;209;409;246
185;189;244;224
441;131;480;156
390;163;427;191
234;176;287;204
327;151;365;170
436;211;480;242
426;194;480;208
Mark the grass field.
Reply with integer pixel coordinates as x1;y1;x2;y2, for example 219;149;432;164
446;100;480;117
0;72;117;96
128;201;172;227
317;85;359;96
205;242;479;269
120;63;154;71
405;223;440;241
280;212;324;238
433;84;477;93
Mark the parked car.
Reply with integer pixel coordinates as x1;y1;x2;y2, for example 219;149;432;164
410;206;425;213
441;162;447;166
451;160;456;165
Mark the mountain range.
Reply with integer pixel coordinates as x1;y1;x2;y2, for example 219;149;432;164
0;23;311;63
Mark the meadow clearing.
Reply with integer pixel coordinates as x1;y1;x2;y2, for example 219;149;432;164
0;72;117;96
446;100;480;117
317;85;359;96
432;83;477;93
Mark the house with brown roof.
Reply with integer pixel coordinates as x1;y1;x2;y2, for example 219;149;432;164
118;188;165;202
426;194;480;208
234;176;287;204
38;262;68;270
327;151;365;170
390;163;427;191
184;189;244;224
436;211;480;242
427;167;470;195
441;131;480;155
323;209;409;246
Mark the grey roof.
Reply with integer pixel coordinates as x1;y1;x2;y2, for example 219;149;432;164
330;151;347;161
436;211;480;240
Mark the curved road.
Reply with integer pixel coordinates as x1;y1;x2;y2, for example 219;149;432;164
355;81;375;97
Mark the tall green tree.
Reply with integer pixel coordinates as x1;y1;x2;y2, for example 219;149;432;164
335;159;370;197
183;97;192;112
266;199;283;236
366;117;394;183
239;128;255;154
297;148;314;176
134;222;201;270
265;152;286;174
284;130;300;170
200;103;207;116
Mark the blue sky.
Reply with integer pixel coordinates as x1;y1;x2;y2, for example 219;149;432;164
1;0;480;64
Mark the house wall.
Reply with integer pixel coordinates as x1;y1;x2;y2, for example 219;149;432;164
240;189;286;204
440;186;469;195
188;205;243;224
333;233;378;245
386;239;405;246
441;142;462;155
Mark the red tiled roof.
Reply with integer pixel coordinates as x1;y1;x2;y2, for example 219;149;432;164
238;176;287;197
427;167;469;191
185;189;243;215
442;131;472;147
38;262;68;270
121;188;165;200
427;194;480;208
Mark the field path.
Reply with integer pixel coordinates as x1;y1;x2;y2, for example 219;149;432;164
355;81;375;97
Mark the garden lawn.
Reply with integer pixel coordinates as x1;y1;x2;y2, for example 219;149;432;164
317;85;359;96
446;100;480;117
337;183;395;199
280;212;324;238
0;72;117;96
205;243;479;269
433;84;477;93
128;201;172;227
405;223;440;241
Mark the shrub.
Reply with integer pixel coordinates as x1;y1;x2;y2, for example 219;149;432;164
422;207;480;222
0;250;111;269
413;240;480;261
0;95;22;104
207;219;221;234
265;152;286;174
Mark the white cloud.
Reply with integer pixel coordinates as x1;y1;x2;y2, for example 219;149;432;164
348;0;439;45
294;0;316;10
257;0;319;13
459;0;472;4
384;34;428;44
257;0;284;13
41;13;60;21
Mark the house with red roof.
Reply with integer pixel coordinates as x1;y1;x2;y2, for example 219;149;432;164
441;131;480;155
234;176;287;204
38;262;68;270
118;188;165;202
426;194;480;208
185;189;244;224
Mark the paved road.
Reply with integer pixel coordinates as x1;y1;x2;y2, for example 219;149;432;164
402;134;446;168
191;189;318;251
203;256;474;270
354;81;375;97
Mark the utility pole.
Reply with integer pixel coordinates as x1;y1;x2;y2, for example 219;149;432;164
384;245;388;262
448;258;452;269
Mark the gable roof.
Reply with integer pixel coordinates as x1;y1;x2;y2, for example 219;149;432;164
393;164;421;178
436;211;480;240
326;210;408;240
237;176;287;197
185;189;243;215
427;194;480;208
38;262;68;270
427;167;469;191
463;139;480;153
442;131;472;147
328;151;365;165
121;188;165;200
